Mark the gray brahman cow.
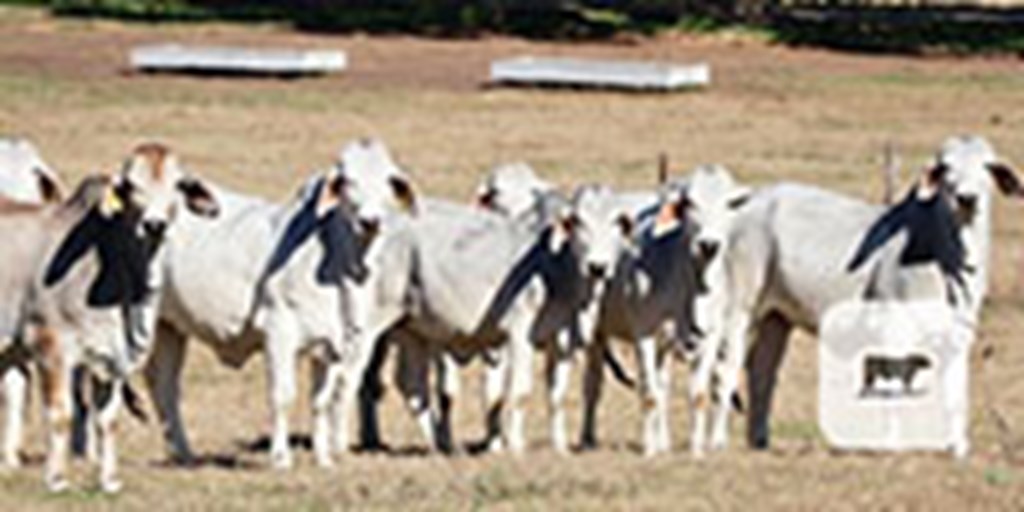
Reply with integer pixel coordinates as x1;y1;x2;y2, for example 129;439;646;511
586;164;752;458
694;135;1020;457
0;137;65;470
0;142;219;492
335;166;612;454
144;139;416;470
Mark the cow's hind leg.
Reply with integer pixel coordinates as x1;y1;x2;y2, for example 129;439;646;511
394;338;438;451
481;347;508;453
357;336;390;451
578;334;606;450
745;312;792;450
2;364;29;469
332;335;381;457
434;353;459;454
143;322;194;464
70;367;94;461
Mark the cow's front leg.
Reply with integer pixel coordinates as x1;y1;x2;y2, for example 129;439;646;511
689;340;717;458
37;330;73;492
635;336;666;457
506;327;534;454
394;337;437;451
264;318;299;470
2;364;29;469
710;334;743;451
91;376;124;493
545;334;573;454
333;330;386;457
311;358;341;468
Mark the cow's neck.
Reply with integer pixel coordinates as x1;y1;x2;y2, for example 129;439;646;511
963;194;993;314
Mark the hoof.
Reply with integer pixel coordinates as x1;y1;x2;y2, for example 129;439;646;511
46;476;71;493
270;453;294;470
485;438;505;454
100;479;123;494
749;433;770;450
551;442;570;456
315;454;336;469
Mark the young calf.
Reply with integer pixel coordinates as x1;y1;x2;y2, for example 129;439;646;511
0;142;218;492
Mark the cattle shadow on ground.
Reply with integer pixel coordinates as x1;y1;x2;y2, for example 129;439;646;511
149;453;262;471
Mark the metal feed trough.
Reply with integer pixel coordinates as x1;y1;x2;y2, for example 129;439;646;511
130;44;347;77
490;56;710;91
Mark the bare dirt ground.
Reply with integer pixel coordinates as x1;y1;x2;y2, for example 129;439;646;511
0;6;1023;510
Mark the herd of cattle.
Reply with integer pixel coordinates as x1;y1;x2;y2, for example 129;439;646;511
0;134;1018;493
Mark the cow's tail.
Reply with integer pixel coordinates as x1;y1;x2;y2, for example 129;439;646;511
603;347;745;412
603;348;635;389
731;391;745;414
122;382;149;423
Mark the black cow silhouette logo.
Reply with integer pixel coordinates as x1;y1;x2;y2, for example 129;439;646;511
860;354;932;398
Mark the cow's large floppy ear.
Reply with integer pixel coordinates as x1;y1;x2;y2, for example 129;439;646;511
616;212;634;238
653;192;689;237
924;161;949;188
390;175;417;214
987;162;1024;197
315;171;345;219
44;210;101;287
34;168;64;204
178;177;219;218
476;185;497;209
727;186;752;210
549;210;578;253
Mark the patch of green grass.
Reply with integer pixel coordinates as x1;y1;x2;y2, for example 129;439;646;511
984;466;1013;487
773;420;822;442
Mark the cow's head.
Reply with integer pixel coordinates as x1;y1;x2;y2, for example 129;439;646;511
103;142;219;241
924;135;1022;227
0;138;64;204
552;184;636;281
476;162;554;217
314;139;417;234
657;165;750;266
266;139;417;284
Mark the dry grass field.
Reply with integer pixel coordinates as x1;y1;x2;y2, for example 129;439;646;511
1;5;1024;510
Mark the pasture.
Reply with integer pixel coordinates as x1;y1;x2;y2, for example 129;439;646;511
0;6;1023;510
